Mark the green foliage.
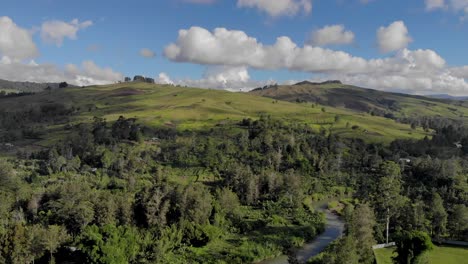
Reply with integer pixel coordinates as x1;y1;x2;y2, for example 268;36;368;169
375;245;468;264
79;224;140;264
0;87;467;264
349;204;377;264
393;231;433;264
430;193;447;242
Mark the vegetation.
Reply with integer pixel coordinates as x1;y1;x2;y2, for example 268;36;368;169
0;83;467;263
250;82;468;128
374;246;468;264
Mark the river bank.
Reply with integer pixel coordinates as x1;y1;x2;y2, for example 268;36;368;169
257;200;345;264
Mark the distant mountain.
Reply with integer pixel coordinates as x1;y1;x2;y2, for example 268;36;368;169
0;79;73;93
250;81;468;120
427;94;468;100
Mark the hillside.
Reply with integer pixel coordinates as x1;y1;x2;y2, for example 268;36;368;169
250;81;468;121
0;78;71;93
0;82;429;154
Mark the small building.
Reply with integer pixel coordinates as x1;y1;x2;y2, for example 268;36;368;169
399;158;411;163
454;142;463;149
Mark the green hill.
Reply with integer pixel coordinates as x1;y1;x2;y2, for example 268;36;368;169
0;82;431;154
250;81;468;121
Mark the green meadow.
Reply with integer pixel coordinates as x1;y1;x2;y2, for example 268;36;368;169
374;246;468;264
0;82;430;150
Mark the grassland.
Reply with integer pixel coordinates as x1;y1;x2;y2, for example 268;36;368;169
251;83;468;121
0;88;19;93
374;246;468;264
0;82;431;151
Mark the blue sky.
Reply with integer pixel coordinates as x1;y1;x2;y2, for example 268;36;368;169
1;0;468;94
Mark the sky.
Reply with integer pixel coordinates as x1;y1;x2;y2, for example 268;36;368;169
1;0;468;95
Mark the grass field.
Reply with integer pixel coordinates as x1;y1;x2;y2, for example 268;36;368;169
0;82;432;152
0;88;19;93
251;82;468;121
374;245;468;264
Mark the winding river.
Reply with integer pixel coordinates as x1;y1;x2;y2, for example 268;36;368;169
257;200;345;264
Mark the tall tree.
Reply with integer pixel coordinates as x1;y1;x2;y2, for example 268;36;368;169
373;161;405;243
350;204;377;264
449;204;468;240
42;225;70;263
430;192;447;242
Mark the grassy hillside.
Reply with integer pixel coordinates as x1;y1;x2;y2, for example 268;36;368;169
0;82;430;152
250;82;468;121
374;246;468;264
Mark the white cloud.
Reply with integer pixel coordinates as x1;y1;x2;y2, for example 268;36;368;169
0;16;38;60
0;58;122;86
308;25;355;46
0;17;121;86
72;60;123;85
41;19;93;46
164;26;468;95
425;0;447;10
157;72;174;84
377;21;412;53
158;66;270;91
425;0;468;20
450;65;468;78
139;48;156;58
237;0;312;17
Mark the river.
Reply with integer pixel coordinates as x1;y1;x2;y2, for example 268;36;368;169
257;200;345;264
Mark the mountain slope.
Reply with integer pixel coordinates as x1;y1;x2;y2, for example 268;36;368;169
250;81;468;121
0;79;70;93
0;82;429;154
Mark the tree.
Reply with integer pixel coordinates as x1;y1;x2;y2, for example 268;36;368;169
350;204;376;264
79;224;140;264
59;82;68;88
178;185;212;225
45;182;95;234
394;231;433;264
373;161;405;243
449;204;468;240
2;223;36;264
42;225;70;263
135;186;171;228
429;193;447;242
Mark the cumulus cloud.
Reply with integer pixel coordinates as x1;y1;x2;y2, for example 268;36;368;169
377;21;412;53
139;48;156;58
0;58;123;86
0;17;121;86
237;0;312;17
41;19;93;46
157;66;271;91
425;0;468;20
0;16;38;60
157;72;174;84
450;66;468;79
425;0;447;10
164;26;468;95
308;25;355;46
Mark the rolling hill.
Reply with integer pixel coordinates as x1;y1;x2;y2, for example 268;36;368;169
0;78;71;94
250;81;468;121
0;82;430;154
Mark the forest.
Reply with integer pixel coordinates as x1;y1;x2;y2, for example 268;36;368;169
0;99;467;263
